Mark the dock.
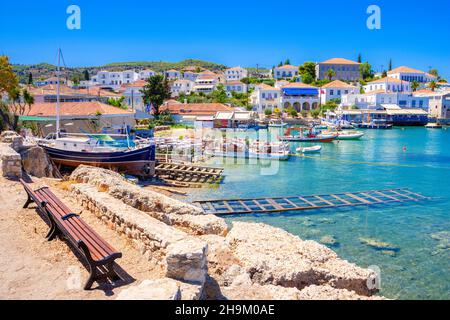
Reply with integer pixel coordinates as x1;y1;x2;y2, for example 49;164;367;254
194;188;430;215
155;163;224;184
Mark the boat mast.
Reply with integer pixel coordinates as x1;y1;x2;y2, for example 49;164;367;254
56;48;61;138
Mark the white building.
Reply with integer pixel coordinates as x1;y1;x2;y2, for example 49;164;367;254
37;77;67;87
387;66;437;83
183;71;199;82
364;77;411;93
250;83;281;113
92;70;139;89
193;71;223;94
320;80;358;104
224;81;248;97
280;82;320;112
171;79;195;97
122;80;146;111
316;58;361;81
165;69;181;80
273;65;299;80
414;90;450;120
139;69;157;80
341;91;429;111
225;67;248;81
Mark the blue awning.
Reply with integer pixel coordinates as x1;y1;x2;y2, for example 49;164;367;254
282;88;319;96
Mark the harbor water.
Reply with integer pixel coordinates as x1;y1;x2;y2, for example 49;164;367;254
187;127;450;299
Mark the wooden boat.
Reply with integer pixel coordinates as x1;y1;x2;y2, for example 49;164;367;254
296;145;322;153
280;127;337;142
39;136;156;176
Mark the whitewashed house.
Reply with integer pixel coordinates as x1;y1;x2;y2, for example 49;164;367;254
165;69;181;80
139;69;156;80
183;71;199;82
225;67;248;81
91;70;138;89
122;80;146;111
320;80;358;104
341;91;428;110
250;83;281;113
193;71;222;94
171;79;195;97
224;81;247;97
280;82;320;112
364;77;411;93
387;66;437;83
414;90;450;120
273;65;299;80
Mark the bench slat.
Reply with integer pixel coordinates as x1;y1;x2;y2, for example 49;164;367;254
41;188;117;254
39;188;117;257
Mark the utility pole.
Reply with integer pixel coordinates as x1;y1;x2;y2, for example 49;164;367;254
56;48;61;137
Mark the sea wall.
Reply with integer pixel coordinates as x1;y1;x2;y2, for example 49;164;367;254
0;143;22;179
67;165;383;300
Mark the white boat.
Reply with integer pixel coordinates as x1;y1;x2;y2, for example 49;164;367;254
268;120;287;128
425;123;443;129
296;145;322;153
336;131;365;140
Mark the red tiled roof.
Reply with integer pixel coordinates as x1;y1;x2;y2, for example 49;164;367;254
388;66;426;75
321;80;357;89
275;64;298;70
161;102;233;116
320;58;360;65
19;101;134;117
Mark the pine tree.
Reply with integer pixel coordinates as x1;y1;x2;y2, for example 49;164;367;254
284;59;290;65
83;69;90;81
357;53;362;63
389;59;392;71
27;72;33;85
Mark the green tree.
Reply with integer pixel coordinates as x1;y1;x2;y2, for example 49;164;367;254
27;72;33;85
299;62;316;83
107;96;127;109
141;75;171;117
8;87;35;130
284;59;291;65
429;69;439;80
278;61;283;67
211;84;228;103
359;62;374;80
83;69;90;81
264;108;273;117
411;81;419;92
428;80;437;92
0;56;19;95
388;59;393;71
357;53;362;63
325;69;336;81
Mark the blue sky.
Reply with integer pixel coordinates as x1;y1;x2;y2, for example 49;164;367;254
1;0;449;78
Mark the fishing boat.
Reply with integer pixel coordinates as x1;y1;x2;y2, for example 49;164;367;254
269;120;288;128
322;130;365;140
296;145;322;153
425;123;443;129
38;49;156;176
203;138;290;160
279;127;337;142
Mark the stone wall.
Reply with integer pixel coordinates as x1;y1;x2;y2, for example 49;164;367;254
67;166;383;300
0;143;22;179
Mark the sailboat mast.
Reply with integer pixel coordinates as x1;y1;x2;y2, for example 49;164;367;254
56;48;61;138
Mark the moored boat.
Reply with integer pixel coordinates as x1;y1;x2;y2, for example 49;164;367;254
296;145;322;153
425;123;443;129
280;127;337;142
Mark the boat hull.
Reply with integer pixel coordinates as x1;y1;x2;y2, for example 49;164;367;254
336;133;365;140
42;145;156;176
280;136;336;143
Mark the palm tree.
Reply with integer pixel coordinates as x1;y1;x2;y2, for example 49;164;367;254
429;81;437;92
411;81;419;92
325;69;336;81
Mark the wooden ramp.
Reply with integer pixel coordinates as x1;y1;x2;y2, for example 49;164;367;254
155;163;224;184
194;188;430;215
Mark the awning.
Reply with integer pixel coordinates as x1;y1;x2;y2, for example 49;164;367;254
19;115;56;122
386;109;428;116
215;111;234;120
282;88;319;96
233;112;252;120
381;104;402;110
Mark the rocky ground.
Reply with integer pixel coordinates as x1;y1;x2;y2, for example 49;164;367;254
0;131;385;300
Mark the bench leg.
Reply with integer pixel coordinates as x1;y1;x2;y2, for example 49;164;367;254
23;194;34;209
84;264;98;290
43;209;59;241
106;261;121;282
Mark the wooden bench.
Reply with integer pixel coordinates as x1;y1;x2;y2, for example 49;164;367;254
20;179;122;290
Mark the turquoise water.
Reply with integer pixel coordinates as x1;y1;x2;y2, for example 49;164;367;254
187;127;450;300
